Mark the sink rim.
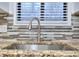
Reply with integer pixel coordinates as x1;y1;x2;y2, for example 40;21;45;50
3;43;78;51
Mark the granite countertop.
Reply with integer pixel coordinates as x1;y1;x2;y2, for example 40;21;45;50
0;50;79;57
0;39;17;49
72;11;79;16
0;39;79;57
0;8;12;25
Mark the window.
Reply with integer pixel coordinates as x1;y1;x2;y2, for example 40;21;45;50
12;2;71;26
16;3;40;21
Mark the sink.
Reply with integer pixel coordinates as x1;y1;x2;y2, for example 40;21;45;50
3;44;77;51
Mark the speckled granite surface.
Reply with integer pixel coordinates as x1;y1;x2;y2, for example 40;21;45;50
0;50;79;57
0;39;79;57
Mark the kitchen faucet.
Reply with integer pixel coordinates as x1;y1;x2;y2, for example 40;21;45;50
28;17;40;42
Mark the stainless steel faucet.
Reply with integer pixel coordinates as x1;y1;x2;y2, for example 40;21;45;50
28;17;40;42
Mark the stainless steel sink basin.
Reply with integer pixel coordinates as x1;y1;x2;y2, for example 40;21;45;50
3;44;77;51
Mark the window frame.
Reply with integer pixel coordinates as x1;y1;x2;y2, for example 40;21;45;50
10;2;72;26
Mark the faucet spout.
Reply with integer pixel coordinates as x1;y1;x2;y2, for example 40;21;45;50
28;17;40;41
28;23;32;30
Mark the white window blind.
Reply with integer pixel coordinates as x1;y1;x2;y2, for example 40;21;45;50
13;2;71;26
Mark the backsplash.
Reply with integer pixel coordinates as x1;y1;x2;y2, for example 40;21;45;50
0;14;77;40
5;15;73;40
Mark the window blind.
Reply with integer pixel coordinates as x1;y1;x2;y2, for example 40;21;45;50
13;2;71;26
16;2;68;22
